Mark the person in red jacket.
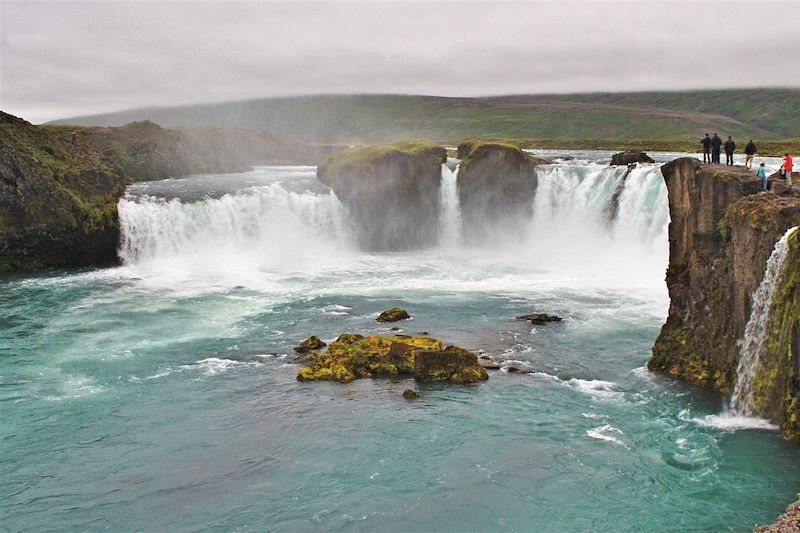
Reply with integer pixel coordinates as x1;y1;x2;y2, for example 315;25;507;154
782;153;794;181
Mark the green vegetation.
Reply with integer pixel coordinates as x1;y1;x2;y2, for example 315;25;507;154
318;141;446;177
50;90;800;145
758;229;800;441
649;323;712;387
297;333;445;383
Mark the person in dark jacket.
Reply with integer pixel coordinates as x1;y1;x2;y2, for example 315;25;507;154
701;133;712;163
724;136;736;165
711;133;722;163
744;139;757;169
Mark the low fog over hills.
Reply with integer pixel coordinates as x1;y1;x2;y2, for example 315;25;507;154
50;89;800;143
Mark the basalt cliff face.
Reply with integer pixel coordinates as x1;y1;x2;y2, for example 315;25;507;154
648;158;800;439
456;141;549;243
0;113;331;270
316;142;447;251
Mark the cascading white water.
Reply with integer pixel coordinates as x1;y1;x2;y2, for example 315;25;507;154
115;160;669;286
438;163;462;248
118;181;351;271
730;225;799;415
524;162;669;284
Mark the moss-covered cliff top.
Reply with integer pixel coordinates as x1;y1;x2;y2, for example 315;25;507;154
317;141;447;178
723;192;800;234
1;113;112;179
457;139;551;168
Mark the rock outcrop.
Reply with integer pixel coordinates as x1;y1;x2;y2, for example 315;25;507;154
610;150;655;165
296;333;488;384
0;112;335;270
294;335;327;353
517;313;563;324
317;142;447;251
376;307;411;322
456;141;549;243
648;158;800;439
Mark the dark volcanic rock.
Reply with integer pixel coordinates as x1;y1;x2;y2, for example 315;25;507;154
317;142;447;251
517;313;563;324
402;389;419;400
414;345;489;384
648;157;800;440
377;307;411;322
456;141;549;244
610;150;655;166
294;335;327;353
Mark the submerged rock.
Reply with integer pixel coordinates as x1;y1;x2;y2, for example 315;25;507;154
517;313;563;324
377;307;411;322
316;141;447;251
610;150;655;166
402;389;419;400
294;335;327;353
296;333;487;385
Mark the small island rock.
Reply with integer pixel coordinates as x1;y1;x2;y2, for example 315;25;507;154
377;307;411;322
294;335;327;353
610;150;655;166
402;389;419;400
297;333;488;385
517;313;563;324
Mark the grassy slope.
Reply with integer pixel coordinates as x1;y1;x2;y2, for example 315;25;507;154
49;89;800;144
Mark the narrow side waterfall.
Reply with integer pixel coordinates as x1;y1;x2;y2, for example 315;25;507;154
438;163;462;247
730;226;799;415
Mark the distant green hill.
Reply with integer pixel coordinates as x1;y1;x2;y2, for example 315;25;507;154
50;89;800;143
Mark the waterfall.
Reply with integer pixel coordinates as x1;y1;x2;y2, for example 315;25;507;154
118;181;351;270
115;161;669;284
438;163;462;247
524;162;669;283
730;226;799;415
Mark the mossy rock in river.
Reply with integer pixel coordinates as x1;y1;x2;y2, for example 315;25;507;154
414;345;489;383
455;140;548;244
296;333;488;385
376;307;411;322
316;141;447;251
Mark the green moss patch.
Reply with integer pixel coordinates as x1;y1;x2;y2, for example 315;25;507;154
296;333;487;385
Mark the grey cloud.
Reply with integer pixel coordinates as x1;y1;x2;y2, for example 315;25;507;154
2;1;799;123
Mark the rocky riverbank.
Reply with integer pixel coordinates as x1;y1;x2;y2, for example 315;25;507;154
0;112;334;270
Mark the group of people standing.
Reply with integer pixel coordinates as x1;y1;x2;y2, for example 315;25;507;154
701;133;794;191
700;133;742;165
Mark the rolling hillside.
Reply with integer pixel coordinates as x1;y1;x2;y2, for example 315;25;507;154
50;89;800;143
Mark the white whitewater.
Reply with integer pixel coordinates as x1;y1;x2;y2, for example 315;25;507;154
730;225;799;416
116;160;669;286
525;162;668;284
438;163;462;248
118;182;350;270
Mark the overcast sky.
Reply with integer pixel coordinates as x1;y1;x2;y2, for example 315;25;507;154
2;0;799;123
